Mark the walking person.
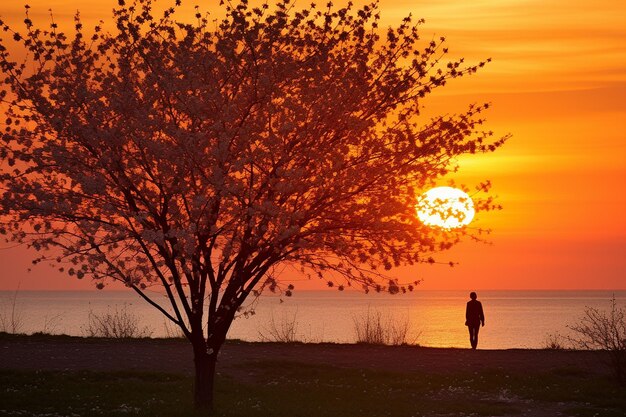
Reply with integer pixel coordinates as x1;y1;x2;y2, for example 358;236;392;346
465;292;485;349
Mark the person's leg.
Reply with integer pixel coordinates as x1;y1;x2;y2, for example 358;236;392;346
469;325;478;349
473;324;480;349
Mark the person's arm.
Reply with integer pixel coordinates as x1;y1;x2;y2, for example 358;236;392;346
479;302;485;326
465;302;470;323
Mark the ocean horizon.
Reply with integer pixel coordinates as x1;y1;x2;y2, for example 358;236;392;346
1;289;625;349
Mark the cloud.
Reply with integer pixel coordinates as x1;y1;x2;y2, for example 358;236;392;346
378;0;626;92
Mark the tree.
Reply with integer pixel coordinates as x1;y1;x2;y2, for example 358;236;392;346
567;296;626;384
0;0;506;411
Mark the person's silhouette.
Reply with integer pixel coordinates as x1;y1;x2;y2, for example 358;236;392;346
465;291;485;349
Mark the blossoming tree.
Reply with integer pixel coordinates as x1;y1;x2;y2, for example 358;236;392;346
0;0;506;411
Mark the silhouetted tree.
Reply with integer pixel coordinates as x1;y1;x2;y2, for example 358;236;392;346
0;0;506;411
568;296;626;384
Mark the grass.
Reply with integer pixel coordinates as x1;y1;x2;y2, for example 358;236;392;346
1;333;625;416
1;361;625;417
224;361;519;417
0;369;196;417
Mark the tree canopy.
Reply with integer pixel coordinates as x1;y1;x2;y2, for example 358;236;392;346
0;0;506;409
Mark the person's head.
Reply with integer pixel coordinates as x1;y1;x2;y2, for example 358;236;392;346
470;292;477;300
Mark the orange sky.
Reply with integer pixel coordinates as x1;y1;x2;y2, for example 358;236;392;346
0;0;624;290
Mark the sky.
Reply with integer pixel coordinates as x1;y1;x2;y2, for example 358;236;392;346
0;0;624;291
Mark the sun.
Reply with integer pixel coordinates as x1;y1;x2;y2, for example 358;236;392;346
416;187;475;229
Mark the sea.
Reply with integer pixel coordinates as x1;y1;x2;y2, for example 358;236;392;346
1;289;624;349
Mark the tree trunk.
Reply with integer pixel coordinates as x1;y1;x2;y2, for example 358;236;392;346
191;301;238;413
193;345;217;412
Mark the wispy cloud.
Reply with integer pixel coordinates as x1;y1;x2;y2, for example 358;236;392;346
381;0;626;92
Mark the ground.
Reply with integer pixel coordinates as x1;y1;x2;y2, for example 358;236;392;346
1;333;624;416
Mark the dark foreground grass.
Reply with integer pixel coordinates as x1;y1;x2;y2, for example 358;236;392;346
1;361;625;417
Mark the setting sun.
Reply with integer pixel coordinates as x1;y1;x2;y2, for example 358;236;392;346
416;187;475;229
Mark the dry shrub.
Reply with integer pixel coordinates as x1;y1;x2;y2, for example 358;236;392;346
162;318;186;339
352;308;416;346
258;310;300;343
83;304;153;339
0;287;24;334
543;332;568;350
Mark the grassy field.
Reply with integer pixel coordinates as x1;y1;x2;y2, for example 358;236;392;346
1;359;625;417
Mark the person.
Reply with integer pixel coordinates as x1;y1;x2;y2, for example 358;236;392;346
465;291;485;349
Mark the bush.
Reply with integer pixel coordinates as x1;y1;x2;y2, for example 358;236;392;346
567;295;626;384
258;310;300;343
543;332;568;350
162;318;186;339
0;288;24;334
352;309;416;346
83;304;153;339
40;313;64;335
